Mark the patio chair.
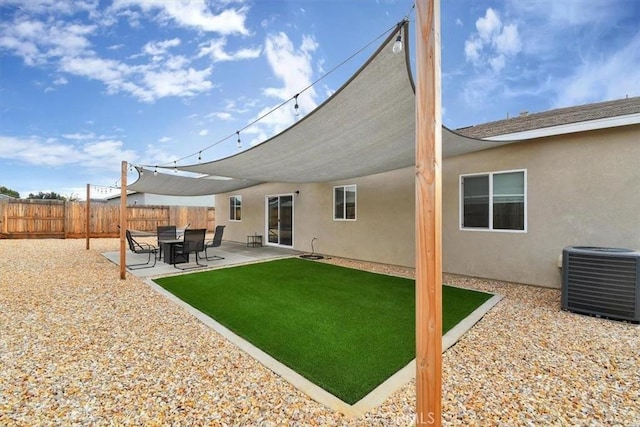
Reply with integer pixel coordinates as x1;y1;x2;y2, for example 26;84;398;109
173;228;207;270
125;230;158;269
204;225;226;261
157;225;177;260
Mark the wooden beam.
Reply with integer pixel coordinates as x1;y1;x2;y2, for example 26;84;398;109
415;0;442;425
120;161;127;280
86;184;90;250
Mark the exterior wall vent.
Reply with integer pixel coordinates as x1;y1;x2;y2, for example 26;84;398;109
562;246;640;323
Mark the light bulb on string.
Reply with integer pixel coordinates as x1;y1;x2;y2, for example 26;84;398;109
139;167;144;176
174;161;177;174
154;166;158;176
293;94;300;117
392;34;403;54
198;151;202;163
236;131;242;149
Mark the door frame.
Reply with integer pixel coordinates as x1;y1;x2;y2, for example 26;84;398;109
265;193;295;247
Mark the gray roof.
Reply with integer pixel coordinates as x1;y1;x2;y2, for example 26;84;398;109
456;96;640;139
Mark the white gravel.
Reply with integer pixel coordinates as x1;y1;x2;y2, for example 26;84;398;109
1;239;638;426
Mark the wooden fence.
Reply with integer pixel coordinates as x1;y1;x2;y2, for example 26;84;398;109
0;199;215;239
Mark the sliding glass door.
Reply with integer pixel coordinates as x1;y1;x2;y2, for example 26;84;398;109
266;195;293;247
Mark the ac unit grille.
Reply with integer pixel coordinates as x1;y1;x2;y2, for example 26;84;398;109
562;247;640;323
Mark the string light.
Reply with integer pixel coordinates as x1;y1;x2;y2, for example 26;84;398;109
198;151;202;163
154;166;158;176
293;94;300;117
236;131;242;149
174;161;177;173
392;33;403;54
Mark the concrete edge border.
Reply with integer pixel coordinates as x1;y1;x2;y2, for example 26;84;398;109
144;279;503;419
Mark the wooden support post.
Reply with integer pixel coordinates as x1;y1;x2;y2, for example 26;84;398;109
86;184;90;250
119;161;127;280
415;0;442;425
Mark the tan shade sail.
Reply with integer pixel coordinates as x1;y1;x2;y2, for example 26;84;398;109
128;22;514;196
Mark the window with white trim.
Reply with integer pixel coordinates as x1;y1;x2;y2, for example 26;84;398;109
334;185;356;220
229;195;242;221
460;170;526;231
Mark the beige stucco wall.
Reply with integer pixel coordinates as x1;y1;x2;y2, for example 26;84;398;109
216;167;416;267
216;124;639;288
443;124;640;288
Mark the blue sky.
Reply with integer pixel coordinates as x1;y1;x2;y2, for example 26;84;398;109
1;0;639;200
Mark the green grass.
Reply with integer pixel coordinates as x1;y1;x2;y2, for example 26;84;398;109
154;258;492;404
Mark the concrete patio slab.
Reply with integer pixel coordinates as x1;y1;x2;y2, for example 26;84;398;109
102;241;301;278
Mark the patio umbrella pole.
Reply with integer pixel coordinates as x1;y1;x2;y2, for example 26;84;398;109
415;0;442;425
120;161;127;280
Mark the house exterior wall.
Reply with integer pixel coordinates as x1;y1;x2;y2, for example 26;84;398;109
216;167;416;266
443;124;640;288
216;124;639;289
107;193;215;206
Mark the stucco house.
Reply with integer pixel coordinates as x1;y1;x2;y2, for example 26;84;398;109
106;191;215;207
213;96;640;288
128;24;638;288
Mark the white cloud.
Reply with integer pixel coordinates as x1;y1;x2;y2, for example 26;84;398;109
239;32;319;142
62;132;97;140
0;134;137;170
0;7;223;103
0;18;96;65
197;38;261;62
475;8;501;42
207;112;233;121
111;0;250;35
143;38;181;56
489;54;506;73
494;24;521;55
464;38;482;63
552;32;640;107
53;76;68;85
0;0;98;15
198;129;209;136
140;67;213;101
158;136;171;143
464;8;521;73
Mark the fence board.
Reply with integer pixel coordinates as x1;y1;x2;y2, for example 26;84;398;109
0;199;215;239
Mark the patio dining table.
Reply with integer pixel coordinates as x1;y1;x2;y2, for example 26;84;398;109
158;239;189;264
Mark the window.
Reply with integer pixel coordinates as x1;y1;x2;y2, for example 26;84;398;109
229;195;242;221
460;170;526;231
334;185;356;220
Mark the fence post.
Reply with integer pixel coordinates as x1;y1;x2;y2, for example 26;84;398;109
120;161;127;280
86;184;91;249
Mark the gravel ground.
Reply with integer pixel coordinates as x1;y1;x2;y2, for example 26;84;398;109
1;239;638;426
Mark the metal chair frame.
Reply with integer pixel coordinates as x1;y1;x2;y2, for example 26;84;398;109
204;225;226;261
173;228;207;270
125;230;159;269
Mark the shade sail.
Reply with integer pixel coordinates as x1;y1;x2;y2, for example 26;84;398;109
128;22;516;196
130;169;263;196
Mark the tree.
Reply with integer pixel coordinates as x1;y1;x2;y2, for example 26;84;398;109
27;191;66;200
0;186;20;198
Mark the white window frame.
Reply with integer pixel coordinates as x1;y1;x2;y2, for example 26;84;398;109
229;195;242;222
459;169;527;233
333;184;357;221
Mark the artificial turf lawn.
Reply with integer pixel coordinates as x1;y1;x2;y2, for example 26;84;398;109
154;258;492;404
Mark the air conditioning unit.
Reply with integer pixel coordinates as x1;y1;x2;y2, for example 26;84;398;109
562;246;640;323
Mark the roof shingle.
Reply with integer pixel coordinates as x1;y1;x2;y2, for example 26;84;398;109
455;96;640;139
